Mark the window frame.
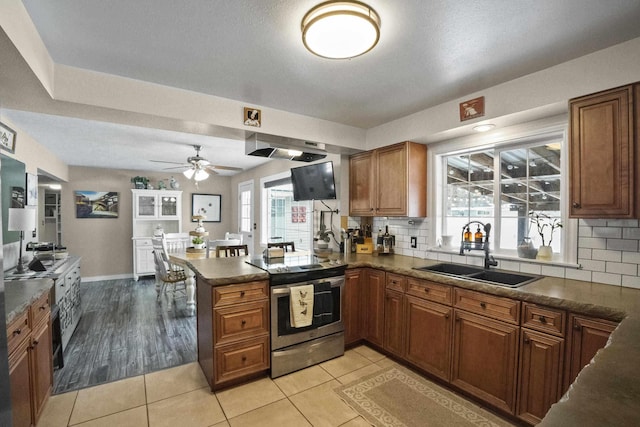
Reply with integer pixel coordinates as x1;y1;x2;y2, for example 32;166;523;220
428;117;578;265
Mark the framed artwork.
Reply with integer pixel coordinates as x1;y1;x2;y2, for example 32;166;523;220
291;206;306;223
26;173;38;206
243;107;261;127
75;191;119;218
192;193;221;222
459;96;485;121
11;186;25;208
0;121;16;153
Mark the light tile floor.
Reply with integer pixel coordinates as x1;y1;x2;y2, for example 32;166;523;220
34;345;486;426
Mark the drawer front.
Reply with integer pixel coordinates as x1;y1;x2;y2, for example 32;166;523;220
406;277;452;305
31;292;52;328
6;311;30;355
65;266;80;285
135;238;153;247
214;281;269;307
386;273;407;292
522;303;566;337
215;335;270;384
454;288;520;324
214;301;269;345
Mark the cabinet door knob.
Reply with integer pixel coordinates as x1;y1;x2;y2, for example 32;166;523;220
13;329;21;336
444;313;449;319
33;339;39;346
524;337;530;344
480;302;487;309
572;202;581;209
539;315;547;324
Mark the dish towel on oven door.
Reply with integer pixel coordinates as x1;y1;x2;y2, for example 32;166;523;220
313;281;333;327
290;284;314;327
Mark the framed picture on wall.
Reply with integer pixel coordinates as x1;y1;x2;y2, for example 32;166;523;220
192;193;221;222
0;121;16;154
75;191;119;218
26;173;38;206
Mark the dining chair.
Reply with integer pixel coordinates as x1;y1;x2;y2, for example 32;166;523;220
162;232;190;253
152;237;187;298
267;241;296;252
216;244;249;257
206;238;241;258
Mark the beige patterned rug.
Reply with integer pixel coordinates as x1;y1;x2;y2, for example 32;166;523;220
335;366;515;427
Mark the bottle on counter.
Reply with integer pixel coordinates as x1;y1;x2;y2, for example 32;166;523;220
474;226;483;249
463;227;471;247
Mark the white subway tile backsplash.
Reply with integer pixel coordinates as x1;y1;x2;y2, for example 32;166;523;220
520;263;542;275
607;219;639;227
591;249;622;262
606;262;638;276
622;227;640;239
580;219;608;227
592;226;622;238
437;253;453;262
622;275;640;289
607;239;638;252
578;237;607;249
541;265;565;278
578;226;593;237
577;248;592;260
579;259;606;272
622;251;640;264
498;260;521;272
592;272;622;286
565;269;592;282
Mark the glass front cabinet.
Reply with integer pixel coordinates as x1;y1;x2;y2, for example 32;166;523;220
133;190;181;220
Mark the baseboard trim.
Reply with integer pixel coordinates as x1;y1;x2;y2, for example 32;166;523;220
82;273;139;283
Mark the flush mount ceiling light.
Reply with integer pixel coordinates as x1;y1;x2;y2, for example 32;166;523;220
302;1;381;59
473;124;496;132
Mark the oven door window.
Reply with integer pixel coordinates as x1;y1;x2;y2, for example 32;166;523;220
276;282;341;336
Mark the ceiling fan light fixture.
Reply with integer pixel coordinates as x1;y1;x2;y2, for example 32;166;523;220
194;169;209;181
183;168;195;180
302;1;381;59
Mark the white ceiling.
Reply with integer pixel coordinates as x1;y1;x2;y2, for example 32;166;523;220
4;0;640;175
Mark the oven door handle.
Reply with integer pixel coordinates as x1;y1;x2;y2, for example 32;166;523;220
271;280;343;296
272;288;292;295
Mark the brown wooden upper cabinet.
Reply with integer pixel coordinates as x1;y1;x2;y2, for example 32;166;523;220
349;141;427;217
569;83;639;218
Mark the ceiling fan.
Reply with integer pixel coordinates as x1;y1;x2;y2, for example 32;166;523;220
150;145;242;182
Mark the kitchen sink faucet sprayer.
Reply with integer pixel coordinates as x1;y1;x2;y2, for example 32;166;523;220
459;221;498;270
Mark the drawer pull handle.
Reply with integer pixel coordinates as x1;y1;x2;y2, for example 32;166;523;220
241;355;247;362
240;291;245;297
539;315;547;324
480;302;487;309
33;339;39;346
241;320;246;326
423;288;430;293
13;329;21;336
40;306;47;311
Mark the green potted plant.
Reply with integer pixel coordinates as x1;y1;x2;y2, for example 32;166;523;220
529;211;562;260
192;236;205;250
131;176;149;189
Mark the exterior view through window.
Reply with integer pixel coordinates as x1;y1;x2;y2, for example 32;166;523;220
443;139;563;255
264;179;312;251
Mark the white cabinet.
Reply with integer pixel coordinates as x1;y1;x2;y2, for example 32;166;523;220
131;190;183;280
53;257;82;351
133;190;181;220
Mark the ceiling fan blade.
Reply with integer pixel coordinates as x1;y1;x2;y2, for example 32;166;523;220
162;166;188;170
209;165;243;171
203;166;219;174
150;160;187;165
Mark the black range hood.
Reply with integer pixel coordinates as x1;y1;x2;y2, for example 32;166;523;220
245;132;327;162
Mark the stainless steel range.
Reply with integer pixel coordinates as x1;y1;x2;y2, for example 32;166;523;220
246;255;346;378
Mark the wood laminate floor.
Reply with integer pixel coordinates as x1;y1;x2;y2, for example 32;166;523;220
53;278;196;394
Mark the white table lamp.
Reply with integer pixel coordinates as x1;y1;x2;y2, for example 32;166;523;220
8;207;36;273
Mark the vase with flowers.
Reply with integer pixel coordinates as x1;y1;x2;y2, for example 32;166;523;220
529;211;562;261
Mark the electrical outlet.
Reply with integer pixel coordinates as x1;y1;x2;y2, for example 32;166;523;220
410;236;417;248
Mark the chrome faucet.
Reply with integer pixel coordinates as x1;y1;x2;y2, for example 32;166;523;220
459;221;498;269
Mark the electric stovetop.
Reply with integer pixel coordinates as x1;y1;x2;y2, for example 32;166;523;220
246;254;346;283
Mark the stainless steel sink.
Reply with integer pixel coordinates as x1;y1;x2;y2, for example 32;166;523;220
414;262;540;288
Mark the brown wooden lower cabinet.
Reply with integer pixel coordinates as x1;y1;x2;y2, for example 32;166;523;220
344;269;365;346
364;269;385;347
7;290;53;427
383;288;404;357
198;279;270;390
404;295;452;381
451;309;519;415
517;328;564;424
564;314;618;392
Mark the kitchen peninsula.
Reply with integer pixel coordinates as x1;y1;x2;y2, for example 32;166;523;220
185;253;640;426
